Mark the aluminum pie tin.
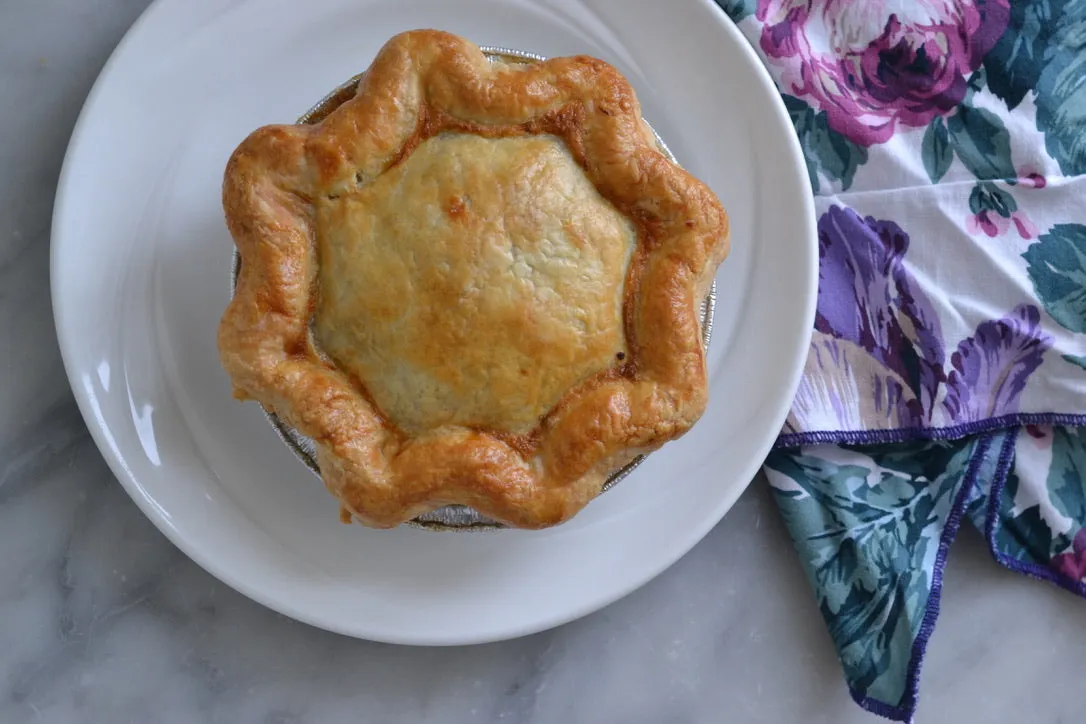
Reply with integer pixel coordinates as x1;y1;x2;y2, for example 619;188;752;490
229;46;717;531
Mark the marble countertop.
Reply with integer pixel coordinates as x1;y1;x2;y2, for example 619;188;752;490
5;2;1085;722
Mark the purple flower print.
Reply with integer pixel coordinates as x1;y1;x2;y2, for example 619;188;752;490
756;0;1010;146
943;305;1052;421
790;334;922;430
1052;530;1086;581
795;205;1053;432
815;206;945;420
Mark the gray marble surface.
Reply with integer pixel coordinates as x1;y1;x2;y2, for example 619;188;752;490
5;2;1086;722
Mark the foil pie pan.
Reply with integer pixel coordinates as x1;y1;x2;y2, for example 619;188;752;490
229;46;717;531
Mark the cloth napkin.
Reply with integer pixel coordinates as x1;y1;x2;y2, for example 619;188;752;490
715;0;1086;720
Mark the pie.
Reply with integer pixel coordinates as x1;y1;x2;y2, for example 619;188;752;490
217;30;730;529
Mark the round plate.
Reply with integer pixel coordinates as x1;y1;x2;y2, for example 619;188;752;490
51;0;816;644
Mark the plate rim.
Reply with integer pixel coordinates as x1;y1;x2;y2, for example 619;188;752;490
49;0;817;644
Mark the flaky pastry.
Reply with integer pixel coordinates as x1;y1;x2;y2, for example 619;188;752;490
218;30;730;529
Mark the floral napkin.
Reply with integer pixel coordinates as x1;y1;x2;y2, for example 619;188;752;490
716;0;1086;720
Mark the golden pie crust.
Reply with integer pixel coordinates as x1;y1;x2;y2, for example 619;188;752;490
218;30;730;529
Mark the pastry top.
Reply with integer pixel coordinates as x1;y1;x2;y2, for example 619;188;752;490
218;29;730;529
314;133;636;436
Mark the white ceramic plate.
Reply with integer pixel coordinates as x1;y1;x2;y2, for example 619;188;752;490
51;0;816;644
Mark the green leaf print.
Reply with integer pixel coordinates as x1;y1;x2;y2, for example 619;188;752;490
1023;224;1086;334
765;438;979;707
783;94;868;194
964;67;988;105
1048;428;1086;524
992;429;1085;564
968;181;1018;217
991;482;1056;564
983;0;1062;110
978;0;1086;173
1034;0;1086;175
1062;354;1086;370
714;0;756;22
921;118;953;183
946;104;1016;181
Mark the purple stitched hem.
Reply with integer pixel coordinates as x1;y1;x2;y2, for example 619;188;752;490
775;412;1086;449
984;431;1086;598
849;686;911;723
845;433;996;724
835;425;1086;722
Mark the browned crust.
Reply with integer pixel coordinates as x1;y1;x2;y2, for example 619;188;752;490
218;29;730;529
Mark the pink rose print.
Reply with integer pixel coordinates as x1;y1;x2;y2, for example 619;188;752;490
756;0;1010;146
1024;424;1052;445
1021;172;1047;189
966;210;1037;239
1011;212;1039;239
966;181;1038;239
1052;530;1086;581
966;210;1010;237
